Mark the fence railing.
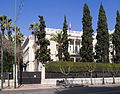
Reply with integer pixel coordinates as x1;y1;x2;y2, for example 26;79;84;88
45;72;120;78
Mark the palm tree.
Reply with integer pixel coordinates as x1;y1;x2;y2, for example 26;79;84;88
0;15;8;89
6;19;12;41
0;15;13;88
12;26;24;70
0;15;7;35
3;38;14;87
50;32;63;61
28;22;39;51
29;22;39;71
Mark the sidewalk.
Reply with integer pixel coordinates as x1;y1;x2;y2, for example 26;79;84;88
89;83;120;87
3;83;120;91
3;84;61;91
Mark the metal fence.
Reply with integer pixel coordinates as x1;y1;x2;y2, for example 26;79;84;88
45;72;120;78
18;72;41;84
0;72;13;80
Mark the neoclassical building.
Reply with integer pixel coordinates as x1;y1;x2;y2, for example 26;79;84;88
22;28;114;72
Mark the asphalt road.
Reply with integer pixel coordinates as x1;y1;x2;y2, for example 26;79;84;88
1;86;120;94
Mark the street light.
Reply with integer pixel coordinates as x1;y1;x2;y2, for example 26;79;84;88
13;0;24;88
1;27;4;90
13;0;17;88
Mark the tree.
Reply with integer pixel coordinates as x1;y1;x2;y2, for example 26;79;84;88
50;32;63;61
95;3;109;63
112;11;120;63
0;15;8;35
0;15;8;89
85;63;96;85
28;22;39;51
80;3;94;62
62;16;70;61
12;26;24;70
0;15;13;68
29;22;39;71
107;64;120;84
0;15;13;88
59;62;71;86
2;38;14;87
6;18;13;41
35;16;51;64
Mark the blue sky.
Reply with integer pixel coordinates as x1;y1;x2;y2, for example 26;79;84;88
0;0;120;35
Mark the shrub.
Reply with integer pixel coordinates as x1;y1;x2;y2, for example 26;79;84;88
45;61;120;73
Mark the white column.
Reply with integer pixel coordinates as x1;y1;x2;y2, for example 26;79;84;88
74;57;76;62
16;65;18;87
73;39;76;53
41;64;45;84
13;64;18;88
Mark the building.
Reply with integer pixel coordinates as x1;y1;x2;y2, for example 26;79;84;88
22;28;114;72
22;28;84;71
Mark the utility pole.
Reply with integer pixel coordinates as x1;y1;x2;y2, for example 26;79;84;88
13;0;17;88
13;0;24;88
1;28;4;90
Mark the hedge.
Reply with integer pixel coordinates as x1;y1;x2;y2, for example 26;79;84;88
45;61;120;73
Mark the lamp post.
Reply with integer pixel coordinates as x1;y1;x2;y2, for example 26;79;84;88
13;0;17;88
1;29;4;90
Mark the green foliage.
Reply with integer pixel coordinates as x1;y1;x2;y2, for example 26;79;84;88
0;36;14;72
62;16;70;61
28;22;39;50
46;61;120;73
12;26;24;69
0;15;24;72
112;11;120;63
80;3;94;62
0;15;14;72
50;32;63;61
95;3;109;63
107;63;120;73
35;16;51;64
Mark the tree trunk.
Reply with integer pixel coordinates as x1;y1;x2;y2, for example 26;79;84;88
34;34;38;71
7;54;10;88
64;75;68;86
1;29;4;89
58;46;62;61
90;72;93;85
34;34;37;51
112;74;115;84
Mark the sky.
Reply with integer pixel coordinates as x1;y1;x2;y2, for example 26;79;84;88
0;0;120;36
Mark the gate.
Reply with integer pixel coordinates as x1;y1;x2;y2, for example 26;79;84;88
18;72;41;84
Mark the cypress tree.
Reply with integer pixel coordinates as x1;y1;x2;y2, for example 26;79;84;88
35;16;51;64
95;3;109;63
80;3;94;62
62;16;70;61
112;11;120;63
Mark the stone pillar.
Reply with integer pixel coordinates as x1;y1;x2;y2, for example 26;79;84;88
41;64;45;84
13;64;18;88
73;39;76;53
74;57;76;62
16;65;18;87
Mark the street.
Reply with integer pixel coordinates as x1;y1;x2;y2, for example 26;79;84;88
1;86;120;94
